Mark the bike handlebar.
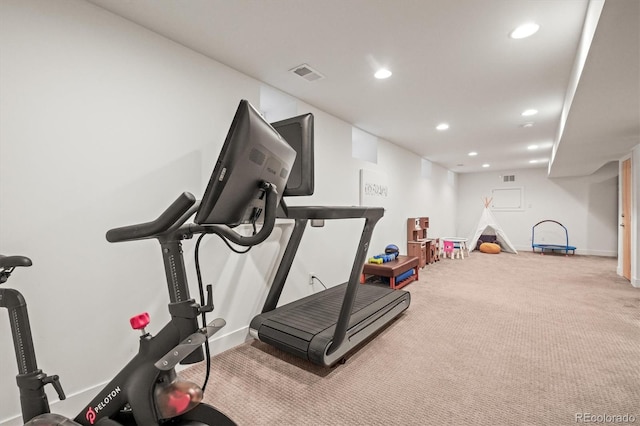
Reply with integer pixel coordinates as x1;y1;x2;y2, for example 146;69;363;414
106;182;280;247
106;192;197;243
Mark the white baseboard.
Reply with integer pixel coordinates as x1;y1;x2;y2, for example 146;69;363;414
1;327;252;426
0;382;103;425
1;414;24;425
578;249;617;257
514;246;616;257
208;325;251;356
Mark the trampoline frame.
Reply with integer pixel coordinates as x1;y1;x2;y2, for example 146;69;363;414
531;219;576;255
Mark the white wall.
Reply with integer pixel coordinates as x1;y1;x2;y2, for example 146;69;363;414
0;1;456;422
271;102;458;306
457;164;619;256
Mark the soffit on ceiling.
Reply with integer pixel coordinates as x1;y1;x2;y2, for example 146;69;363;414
85;0;637;176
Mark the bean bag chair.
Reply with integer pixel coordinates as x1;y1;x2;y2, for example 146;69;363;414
476;234;498;250
479;242;501;254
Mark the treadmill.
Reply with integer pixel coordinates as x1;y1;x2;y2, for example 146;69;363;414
249;114;410;367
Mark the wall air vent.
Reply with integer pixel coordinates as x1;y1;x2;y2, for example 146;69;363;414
503;175;516;182
290;64;325;82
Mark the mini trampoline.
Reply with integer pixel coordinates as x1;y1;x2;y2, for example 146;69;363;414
531;220;576;255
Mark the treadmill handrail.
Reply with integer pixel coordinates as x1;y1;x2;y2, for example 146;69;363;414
283;205;384;221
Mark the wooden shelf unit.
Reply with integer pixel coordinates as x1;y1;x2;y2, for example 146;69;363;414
407;217;430;268
407;241;427;268
407;217;429;242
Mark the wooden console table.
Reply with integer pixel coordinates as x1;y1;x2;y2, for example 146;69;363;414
361;255;419;289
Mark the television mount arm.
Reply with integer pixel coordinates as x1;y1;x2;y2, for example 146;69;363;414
184;181;279;247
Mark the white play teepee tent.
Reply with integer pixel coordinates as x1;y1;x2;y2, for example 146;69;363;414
468;198;518;254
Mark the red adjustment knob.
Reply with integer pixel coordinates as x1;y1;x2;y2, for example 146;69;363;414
130;312;150;330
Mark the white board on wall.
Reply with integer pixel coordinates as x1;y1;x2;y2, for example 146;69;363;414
360;169;389;207
491;187;524;211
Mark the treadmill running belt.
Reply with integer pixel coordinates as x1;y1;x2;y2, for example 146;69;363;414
250;283;410;365
267;283;392;334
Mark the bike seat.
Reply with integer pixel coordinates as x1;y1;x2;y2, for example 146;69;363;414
0;255;32;269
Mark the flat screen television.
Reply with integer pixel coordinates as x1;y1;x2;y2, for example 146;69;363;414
194;100;296;226
270;113;314;197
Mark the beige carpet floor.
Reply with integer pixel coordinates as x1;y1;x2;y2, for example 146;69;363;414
182;251;640;425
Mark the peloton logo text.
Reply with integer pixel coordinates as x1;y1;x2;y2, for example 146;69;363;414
85;386;121;424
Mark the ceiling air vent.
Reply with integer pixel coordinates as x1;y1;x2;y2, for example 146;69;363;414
502;175;516;182
290;64;325;82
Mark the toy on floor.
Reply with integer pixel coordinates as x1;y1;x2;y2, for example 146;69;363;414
531;220;576;255
442;240;465;259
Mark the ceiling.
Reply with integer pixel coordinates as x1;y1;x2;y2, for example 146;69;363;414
87;0;639;177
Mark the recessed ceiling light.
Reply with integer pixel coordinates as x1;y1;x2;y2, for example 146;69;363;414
521;109;538;117
520;122;534;128
482;164;490;168
436;123;449;131
529;160;538;164
374;69;392;79
527;145;539;150
510;22;540;39
468;151;478;156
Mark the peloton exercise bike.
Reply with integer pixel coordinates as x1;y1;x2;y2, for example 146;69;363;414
0;100;296;425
